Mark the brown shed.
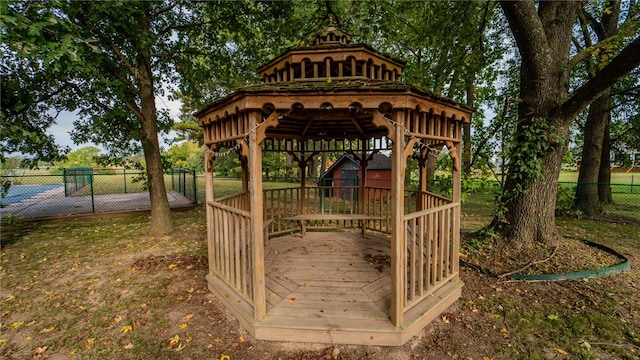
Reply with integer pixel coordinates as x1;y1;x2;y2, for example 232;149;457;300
319;153;391;200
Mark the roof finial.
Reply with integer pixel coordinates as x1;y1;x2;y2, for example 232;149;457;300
328;14;336;27
312;16;351;46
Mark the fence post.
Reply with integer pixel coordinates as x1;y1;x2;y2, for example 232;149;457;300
90;170;95;213
632;175;634;194
182;169;186;196
171;168;175;191
63;168;67;196
192;169;197;204
123;168;127;193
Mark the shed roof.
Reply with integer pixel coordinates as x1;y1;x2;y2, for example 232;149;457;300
320;153;391;179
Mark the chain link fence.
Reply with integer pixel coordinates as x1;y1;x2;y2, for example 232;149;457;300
2;168;637;222
1;168;197;221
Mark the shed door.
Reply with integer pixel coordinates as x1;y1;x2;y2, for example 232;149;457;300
341;169;358;201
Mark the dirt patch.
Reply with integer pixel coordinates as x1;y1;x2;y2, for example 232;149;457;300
461;232;624;276
132;254;207;272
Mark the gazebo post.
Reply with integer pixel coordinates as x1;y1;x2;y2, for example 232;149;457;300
451;141;462;278
390;111;407;327
248;110;266;320
205;147;215;272
358;145;368;215
241;153;249;210
417;147;428;212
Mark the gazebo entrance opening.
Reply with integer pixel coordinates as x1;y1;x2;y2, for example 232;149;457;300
197;25;471;345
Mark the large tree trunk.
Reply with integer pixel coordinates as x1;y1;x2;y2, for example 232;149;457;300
599;116;613;204
462;80;473;173
139;11;174;236
498;122;569;246
495;1;578;247
575;91;611;215
494;0;640;248
574;1;619;214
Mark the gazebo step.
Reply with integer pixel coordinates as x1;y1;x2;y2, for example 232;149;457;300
253;279;463;346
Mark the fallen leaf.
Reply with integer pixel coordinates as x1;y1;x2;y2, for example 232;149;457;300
169;335;180;347
124;343;134;349
239;334;245;342
441;315;450;323
175;342;187;351
85;338;95;349
220;355;231;360
179;323;188;329
11;321;24;329
121;325;133;333
168;264;177;270
39;326;55;334
289;297;296;302
556;348;567;355
214;337;222;343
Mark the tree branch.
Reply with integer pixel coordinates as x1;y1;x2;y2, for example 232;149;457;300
77;13;139;82
558;36;640;120
499;1;550;81
65;81;138;134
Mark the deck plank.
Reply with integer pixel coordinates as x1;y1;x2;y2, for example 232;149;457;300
263;232;392;326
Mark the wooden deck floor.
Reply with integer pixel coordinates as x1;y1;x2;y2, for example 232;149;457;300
265;231;391;319
209;231;463;345
259;231;461;345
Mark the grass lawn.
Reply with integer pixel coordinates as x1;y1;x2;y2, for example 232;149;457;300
558;170;639;185
1;185;638;359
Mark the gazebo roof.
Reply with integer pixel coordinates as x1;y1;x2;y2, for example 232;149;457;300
195;80;470;117
195;80;471;139
197;23;471;146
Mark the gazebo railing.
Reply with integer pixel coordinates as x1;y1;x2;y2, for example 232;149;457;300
263;187;302;236
215;192;249;211
402;202;460;311
208;184;458;320
207;199;254;304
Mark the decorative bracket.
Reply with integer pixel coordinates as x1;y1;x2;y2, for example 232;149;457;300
446;141;459;171
237;139;249;161
372;110;395;143
205;144;218;173
255;111;282;145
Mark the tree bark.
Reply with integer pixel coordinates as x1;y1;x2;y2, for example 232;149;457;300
462;80;473;173
575;91;610;215
599;116;613;204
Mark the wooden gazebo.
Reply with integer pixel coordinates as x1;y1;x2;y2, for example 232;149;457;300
196;25;472;346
